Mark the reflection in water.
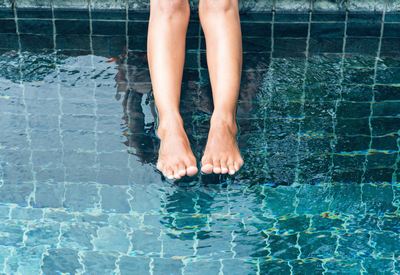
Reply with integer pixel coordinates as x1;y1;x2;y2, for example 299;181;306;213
115;51;159;164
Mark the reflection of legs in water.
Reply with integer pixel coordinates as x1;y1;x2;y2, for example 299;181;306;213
122;89;158;164
148;0;198;179
199;0;244;175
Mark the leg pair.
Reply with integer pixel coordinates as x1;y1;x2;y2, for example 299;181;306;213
147;0;243;179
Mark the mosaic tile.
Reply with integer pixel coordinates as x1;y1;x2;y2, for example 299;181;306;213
82;251;118;274
42;248;82;274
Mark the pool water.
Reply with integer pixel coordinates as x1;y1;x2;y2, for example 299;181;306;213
0;7;400;274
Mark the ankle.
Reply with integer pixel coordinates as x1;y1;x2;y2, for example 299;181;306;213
157;113;184;137
210;112;238;134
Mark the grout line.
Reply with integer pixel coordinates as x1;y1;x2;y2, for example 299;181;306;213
88;0;101;211
12;0;38;208
51;0;67;207
360;9;386;185
262;9;275;184
327;9;349;204
293;9;312;186
360;8;387;220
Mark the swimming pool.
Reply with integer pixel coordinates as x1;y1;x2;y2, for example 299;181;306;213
0;3;400;274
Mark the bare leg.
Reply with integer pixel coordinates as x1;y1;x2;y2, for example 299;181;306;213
199;0;244;175
148;0;198;179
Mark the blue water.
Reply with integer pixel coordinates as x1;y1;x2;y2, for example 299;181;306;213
0;8;400;274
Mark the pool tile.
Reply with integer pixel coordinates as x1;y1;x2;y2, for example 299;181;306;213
20;34;54;50
324;260;362;273
347;22;382;37
119;256;150;275
309;37;344;53
0;8;13;19
61;223;97;250
274;12;310;22
268;233;299;260
54;8;89;19
0;19;16;33
371;231;400;257
274;22;310;38
17;8;52;18
91;9;126;20
42;248;82;275
362;258;397;274
92;226;130;253
385;12;400;22
291;259;325;274
55;19;90;34
25;222;60;246
65;183;99;209
362;183;397;214
299;232;337;258
56;34;91;50
310;22;345;38
259;259;291;274
0;221;24;246
92;20;126;35
185;260;220;275
82;251;117;274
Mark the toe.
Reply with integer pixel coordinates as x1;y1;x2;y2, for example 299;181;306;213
173;165;182;179
156;161;163;172
201;164;213;174
185;158;198;177
201;156;213;174
186;166;198;176
234;158;244;172
213;159;222;174
227;160;236;175
177;163;186;177
165;167;174;180
220;158;228;174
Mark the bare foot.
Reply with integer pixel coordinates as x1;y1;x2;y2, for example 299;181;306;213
156;116;198;180
201;115;243;175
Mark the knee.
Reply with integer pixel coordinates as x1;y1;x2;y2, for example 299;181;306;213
200;0;238;14
151;0;190;18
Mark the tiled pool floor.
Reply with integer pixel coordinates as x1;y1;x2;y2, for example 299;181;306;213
0;8;400;274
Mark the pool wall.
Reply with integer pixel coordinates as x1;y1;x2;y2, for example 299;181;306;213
0;0;399;11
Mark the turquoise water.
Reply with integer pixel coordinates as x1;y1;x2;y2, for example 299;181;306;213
0;8;400;274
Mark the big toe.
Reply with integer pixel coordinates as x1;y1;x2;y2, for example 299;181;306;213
186;166;198;176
